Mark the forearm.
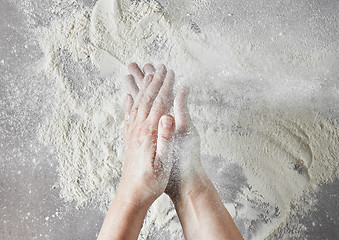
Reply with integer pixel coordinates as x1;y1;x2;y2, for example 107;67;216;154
173;176;243;240
97;193;149;240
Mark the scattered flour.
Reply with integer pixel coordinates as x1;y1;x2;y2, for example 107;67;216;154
37;0;339;239
192;99;339;238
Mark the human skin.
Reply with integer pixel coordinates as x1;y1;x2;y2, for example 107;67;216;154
97;63;176;240
129;63;244;240
98;62;243;240
166;87;244;240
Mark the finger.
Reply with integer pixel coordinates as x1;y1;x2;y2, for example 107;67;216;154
154;115;175;172
129;74;153;122
174;87;192;132
124;94;133;137
143;63;156;75
124;94;134;125
123;94;133;138
123;74;139;98
137;64;167;121
148;69;175;125
128;62;144;86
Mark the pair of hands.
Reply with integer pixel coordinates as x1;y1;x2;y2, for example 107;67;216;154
116;62;206;209
98;62;244;240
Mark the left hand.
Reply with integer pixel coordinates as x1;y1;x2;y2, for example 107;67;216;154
116;62;176;208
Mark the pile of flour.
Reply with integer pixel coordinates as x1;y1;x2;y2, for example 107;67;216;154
37;0;339;239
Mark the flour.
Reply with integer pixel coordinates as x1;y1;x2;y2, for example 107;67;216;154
37;0;339;239
37;0;200;237
192;100;339;238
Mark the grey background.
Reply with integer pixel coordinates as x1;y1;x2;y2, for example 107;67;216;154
1;0;338;239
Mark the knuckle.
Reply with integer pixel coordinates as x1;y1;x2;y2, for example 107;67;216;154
149;117;160;127
158;97;167;107
147;120;157;129
140;127;148;137
160;132;171;142
139;124;152;137
154;97;168;110
144;95;153;104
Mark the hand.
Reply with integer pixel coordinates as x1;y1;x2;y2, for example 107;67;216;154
165;87;210;203
116;63;176;208
97;63;177;240
165;84;243;240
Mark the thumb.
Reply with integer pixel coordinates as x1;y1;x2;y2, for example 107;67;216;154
154;115;175;169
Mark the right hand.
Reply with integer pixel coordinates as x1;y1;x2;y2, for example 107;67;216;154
165;87;210;203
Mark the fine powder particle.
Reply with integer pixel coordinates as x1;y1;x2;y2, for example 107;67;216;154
37;0;339;239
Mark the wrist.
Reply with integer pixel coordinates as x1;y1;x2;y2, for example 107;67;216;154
99;190;150;240
170;172;211;206
115;184;153;211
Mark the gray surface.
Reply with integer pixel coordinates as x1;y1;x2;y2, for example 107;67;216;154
1;0;339;239
1;1;103;239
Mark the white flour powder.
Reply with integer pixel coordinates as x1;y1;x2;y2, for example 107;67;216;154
37;0;339;239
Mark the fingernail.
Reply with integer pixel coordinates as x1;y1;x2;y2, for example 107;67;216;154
161;116;173;128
